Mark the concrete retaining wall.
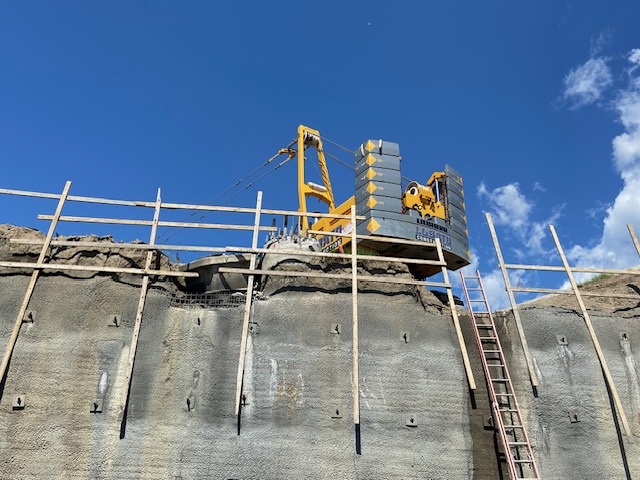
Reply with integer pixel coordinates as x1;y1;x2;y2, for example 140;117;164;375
1;270;638;478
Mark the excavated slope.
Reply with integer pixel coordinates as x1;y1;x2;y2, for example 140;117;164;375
0;224;639;479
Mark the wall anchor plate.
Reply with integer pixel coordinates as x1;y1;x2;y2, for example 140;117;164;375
406;414;418;427
12;395;26;410
90;399;103;413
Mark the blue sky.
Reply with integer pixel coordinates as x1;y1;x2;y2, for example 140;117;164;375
1;2;639;307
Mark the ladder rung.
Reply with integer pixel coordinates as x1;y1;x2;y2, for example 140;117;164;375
503;424;524;429
508;441;529;446
476;324;494;328
483;349;502;353
469;299;487;302
513;459;534;463
479;336;497;340
490;378;509;382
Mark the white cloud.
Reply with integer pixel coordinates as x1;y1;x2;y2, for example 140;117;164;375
629;48;640;74
562;57;612;108
477;182;561;256
533;181;546;192
480;268;511;311
477;182;532;229
590;31;612;57
612;89;640;177
586;200;611;219
566;49;640;271
451;249;511;311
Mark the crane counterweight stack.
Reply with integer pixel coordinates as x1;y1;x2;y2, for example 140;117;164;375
293;125;471;278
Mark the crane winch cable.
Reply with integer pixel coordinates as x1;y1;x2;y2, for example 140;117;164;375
316;149;355;171
158;153;296;243
215;155;294;206
156;140;296;242
318;135;355;156
158;134;354;243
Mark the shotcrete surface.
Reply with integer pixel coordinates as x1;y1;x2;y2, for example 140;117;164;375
0;272;474;479
492;303;640;479
1;222;639;479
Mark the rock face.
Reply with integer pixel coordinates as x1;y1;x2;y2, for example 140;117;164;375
0;224;639;479
0;223;183;287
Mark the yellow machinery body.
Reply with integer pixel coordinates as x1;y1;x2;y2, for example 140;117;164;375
291;125;470;276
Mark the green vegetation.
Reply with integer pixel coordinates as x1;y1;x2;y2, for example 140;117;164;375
577;273;612;287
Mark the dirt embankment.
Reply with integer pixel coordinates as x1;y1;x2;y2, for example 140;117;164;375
0;224;183;288
521;271;640;317
260;254;445;311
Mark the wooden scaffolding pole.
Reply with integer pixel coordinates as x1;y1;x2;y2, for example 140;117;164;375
485;213;539;389
436;238;476;391
38;214;275;232
218;267;450;288
0;186;364;221
549;225;631;436
234;191;263;420
350;207;361;454
118;189;162;429
0;261;196;278
629;224;640;258
0;181;71;397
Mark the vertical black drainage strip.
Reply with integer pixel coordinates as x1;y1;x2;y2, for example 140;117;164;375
492;430;506;480
119;402;128;439
355;423;361;455
237;378;245;436
119;379;134;439
603;369;631;480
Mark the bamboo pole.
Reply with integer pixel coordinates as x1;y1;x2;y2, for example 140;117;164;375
0;181;71;397
118;189;162;427
234;192;263;419
486;213;539;388
549;225;630;435
436;238;476;391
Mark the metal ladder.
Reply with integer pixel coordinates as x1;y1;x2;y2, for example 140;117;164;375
460;270;541;480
